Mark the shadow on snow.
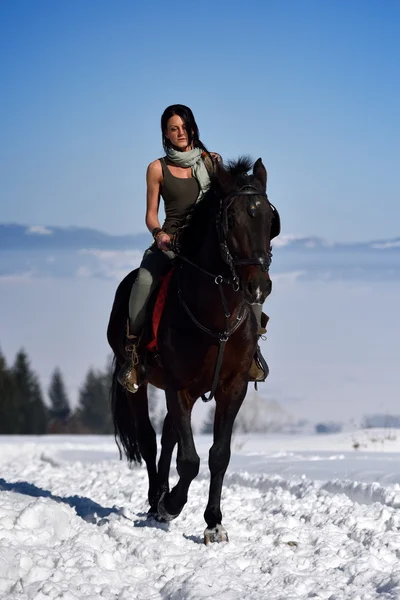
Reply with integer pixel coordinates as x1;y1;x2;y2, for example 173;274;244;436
0;478;124;524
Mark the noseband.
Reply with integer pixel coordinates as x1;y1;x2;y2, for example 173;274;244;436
218;176;273;275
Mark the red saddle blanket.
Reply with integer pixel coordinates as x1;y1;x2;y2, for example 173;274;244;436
147;268;175;351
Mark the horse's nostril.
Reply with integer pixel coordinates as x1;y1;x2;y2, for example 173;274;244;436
245;277;271;302
247;281;257;295
245;281;261;302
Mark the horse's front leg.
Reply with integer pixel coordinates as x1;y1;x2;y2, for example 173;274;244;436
157;388;199;521
204;377;248;544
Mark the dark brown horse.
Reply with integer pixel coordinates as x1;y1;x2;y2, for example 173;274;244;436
107;157;278;544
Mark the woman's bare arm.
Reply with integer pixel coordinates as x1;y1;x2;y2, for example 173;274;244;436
145;159;171;250
145;160;163;233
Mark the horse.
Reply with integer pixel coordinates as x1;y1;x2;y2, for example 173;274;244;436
107;157;278;544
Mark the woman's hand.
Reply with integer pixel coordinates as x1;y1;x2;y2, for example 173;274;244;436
210;152;222;163
156;232;171;252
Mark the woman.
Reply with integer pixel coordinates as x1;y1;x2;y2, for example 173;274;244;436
118;104;267;393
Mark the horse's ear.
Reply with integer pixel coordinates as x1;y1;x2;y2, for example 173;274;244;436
253;158;267;191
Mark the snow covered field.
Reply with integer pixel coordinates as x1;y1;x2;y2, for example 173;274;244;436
2;431;400;599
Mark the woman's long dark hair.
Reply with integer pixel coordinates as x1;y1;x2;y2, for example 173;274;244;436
161;104;208;153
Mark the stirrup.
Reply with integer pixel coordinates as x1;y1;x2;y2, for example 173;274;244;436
259;312;269;336
249;345;269;385
249;313;270;386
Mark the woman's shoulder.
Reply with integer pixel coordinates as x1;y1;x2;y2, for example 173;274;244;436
147;158;164;170
147;159;164;174
146;159;163;183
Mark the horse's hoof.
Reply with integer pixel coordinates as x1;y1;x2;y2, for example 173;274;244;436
204;524;229;545
157;492;180;522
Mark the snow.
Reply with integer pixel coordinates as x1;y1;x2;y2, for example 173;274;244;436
1;431;400;599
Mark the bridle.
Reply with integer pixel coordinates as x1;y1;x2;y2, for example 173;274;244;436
218;175;273;280
175;175;274;287
173;175;274;402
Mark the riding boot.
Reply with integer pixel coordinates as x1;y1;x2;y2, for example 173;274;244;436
117;320;140;393
249;311;270;382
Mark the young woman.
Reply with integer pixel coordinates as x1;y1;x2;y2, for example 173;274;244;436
118;104;267;392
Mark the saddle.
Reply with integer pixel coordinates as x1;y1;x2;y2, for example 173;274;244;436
146;267;175;351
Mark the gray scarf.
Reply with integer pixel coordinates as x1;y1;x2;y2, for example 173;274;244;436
166;147;211;202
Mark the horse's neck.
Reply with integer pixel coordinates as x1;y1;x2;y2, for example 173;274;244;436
182;239;241;327
189;230;230;281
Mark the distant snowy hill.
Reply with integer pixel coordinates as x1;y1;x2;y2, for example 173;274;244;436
0;223;149;251
1;223;399;281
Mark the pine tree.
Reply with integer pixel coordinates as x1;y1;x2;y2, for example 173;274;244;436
0;350;21;433
235;390;289;433
77;367;113;434
103;355;114;397
48;367;71;422
12;349;48;434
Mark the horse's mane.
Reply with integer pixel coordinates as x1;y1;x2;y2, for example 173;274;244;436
223;156;253;184
177;156;254;256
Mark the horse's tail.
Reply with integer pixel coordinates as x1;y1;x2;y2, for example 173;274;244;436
110;356;142;464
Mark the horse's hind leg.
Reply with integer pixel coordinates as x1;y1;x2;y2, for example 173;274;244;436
157;388;199;521
203;379;248;544
129;385;158;513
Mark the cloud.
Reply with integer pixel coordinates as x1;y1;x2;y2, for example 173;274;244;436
371;240;400;249
78;249;143;280
76;266;94;278
272;235;335;249
0;271;34;283
26;225;53;235
272;234;304;248
272;271;307;283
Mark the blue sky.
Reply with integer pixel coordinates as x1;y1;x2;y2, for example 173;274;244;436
0;0;399;424
1;0;399;242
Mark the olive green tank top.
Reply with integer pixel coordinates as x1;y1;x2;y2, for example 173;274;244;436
159;157;200;234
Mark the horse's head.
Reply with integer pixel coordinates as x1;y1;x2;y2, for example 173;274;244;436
216;157;274;304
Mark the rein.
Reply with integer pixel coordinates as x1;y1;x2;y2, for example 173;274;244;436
177;255;239;291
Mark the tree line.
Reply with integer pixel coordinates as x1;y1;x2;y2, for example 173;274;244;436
0;348;113;434
0;347;289;435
